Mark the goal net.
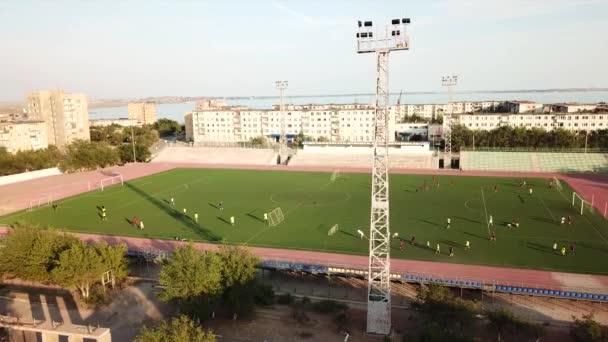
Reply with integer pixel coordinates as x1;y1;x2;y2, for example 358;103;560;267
330;170;340;182
268;207;285;227
572;192;592;215
327;224;340;236
100;175;124;191
553;177;563;191
27;196;53;211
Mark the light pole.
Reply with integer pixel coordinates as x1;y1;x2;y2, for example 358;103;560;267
275;80;288;163
356;16;411;335
442;75;457;168
131;126;137;163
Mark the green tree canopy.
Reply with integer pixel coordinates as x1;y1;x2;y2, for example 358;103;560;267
159;245;223;301
571;313;608;342
51;240;105;298
217;246;259;288
154;119;182;137
134;315;216;342
60;140;120;172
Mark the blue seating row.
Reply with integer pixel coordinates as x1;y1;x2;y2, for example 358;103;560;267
494;285;608;301
260;260;329;273
401;274;483;288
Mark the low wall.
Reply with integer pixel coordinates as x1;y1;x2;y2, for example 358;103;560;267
0;167;61;186
302;142;431;154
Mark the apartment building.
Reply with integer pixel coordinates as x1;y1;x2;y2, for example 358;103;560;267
128;102;156;125
546;103;598;113
455;112;608;132
26;90;90;147
0;121;47;153
506;100;543;113
185;103;396;144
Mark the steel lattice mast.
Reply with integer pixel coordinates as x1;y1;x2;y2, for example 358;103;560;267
356;17;410;335
275;80;289;163
441;76;457;168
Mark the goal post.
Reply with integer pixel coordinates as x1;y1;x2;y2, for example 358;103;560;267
268;207;285;227
572;192;587;215
100;175;124;191
330;170;340;182
552;177;563;191
327;224;340;236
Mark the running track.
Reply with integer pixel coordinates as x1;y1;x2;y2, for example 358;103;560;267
1;162;607;293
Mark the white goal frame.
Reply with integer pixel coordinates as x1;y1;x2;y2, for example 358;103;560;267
100;175;124;191
268;207;285;227
27;196;53;211
572;192;588;215
330;170;340;182
327;224;340;236
553;177;563;191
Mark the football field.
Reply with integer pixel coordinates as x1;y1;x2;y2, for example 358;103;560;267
1;168;607;274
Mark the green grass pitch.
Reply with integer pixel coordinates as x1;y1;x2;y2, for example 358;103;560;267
2;168;608;274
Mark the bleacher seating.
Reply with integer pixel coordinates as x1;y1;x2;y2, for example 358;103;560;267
461;151;608;173
536;153;608;173
152;147;278;165
289;152;436;169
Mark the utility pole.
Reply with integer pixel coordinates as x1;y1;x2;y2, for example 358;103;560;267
441;75;457;168
356;16;411;335
131;126;137;163
584;130;589;153
275;80;288;164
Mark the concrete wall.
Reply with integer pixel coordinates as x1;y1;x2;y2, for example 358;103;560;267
0;167;61;186
302;142;431;154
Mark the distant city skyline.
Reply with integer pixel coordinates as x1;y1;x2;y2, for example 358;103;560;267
0;0;607;101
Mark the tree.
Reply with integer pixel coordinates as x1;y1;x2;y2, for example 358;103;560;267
154;119;182;137
571;313;608;342
60;140;120;172
119;143;152;163
134;315;216;342
487;308;519;341
159;245;223;301
217;246;259;288
94;241;129;286
249;136;268;147
51;241;105;298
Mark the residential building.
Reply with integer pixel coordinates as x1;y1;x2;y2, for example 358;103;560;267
455;112;608;132
26;90;90;147
128;102;156;125
0;121;47;153
90;118;138;127
546;103;598;113
506;100;543;113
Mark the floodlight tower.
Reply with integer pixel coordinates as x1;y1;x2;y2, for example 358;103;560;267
356;16;410;335
441;75;457;168
275;80;289;162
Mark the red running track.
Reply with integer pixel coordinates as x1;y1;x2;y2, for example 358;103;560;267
1;162;607;292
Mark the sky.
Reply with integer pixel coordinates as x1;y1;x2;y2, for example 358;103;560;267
0;0;607;101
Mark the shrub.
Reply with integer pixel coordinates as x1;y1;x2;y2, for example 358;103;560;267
311;300;348;314
277;293;295;305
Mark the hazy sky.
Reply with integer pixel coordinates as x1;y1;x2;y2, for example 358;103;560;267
1;0;607;100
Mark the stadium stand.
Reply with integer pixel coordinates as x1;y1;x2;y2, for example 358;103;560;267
289;152;437;169
152;146;278;165
460;151;608;173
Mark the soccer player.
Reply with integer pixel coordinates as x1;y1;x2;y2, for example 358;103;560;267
399;240;404;250
219;201;224;211
183;208;187;215
560;246;566;256
552;242;557;251
548;180;553;188
101;205;106;214
52;204;58;212
567;215;573;225
230;216;235;226
358;230;365;239
570;243;576;254
139;221;144;230
435;243;441;254
133;216;138;228
194;213;199;223
426;240;431;248
529;187;533;195
489;215;493;227
410;235;416;245
446;217;451;229
494;185;499;192
264;213;268;221
449;246;454;257
392;232;399;239
490;231;496;241
465;240;470;250
561;217;566;225
170;198;175;206
101;211;107;221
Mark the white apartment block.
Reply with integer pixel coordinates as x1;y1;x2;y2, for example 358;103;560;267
26;90;90;147
0;121;48;153
455;112;608;132
185;104;396;144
